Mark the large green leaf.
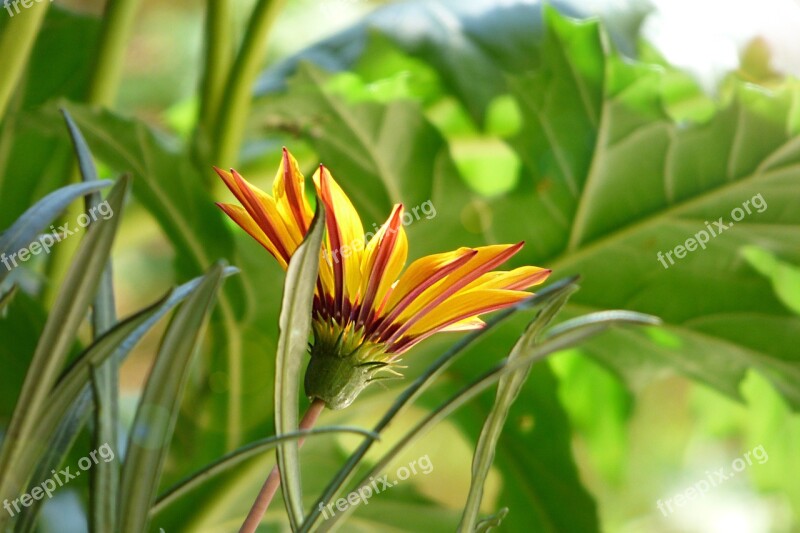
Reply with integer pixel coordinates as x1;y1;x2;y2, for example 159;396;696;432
496;9;800;408
259;7;800;409
0;6;101;230
255;0;640;125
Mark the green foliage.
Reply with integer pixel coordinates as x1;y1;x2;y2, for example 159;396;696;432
2;1;799;531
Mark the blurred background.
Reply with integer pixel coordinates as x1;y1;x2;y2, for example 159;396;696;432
2;0;800;531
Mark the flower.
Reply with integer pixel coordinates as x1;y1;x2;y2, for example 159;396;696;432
215;148;551;409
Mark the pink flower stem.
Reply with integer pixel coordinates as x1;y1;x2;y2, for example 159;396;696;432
239;398;326;533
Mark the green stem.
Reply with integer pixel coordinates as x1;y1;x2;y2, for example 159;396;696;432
43;0;141;306
0;0;50;123
86;0;142;106
212;0;287;166
199;0;233;132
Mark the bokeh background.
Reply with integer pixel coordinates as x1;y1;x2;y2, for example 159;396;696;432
2;0;800;531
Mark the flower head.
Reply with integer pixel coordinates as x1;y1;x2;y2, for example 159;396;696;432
216;149;551;409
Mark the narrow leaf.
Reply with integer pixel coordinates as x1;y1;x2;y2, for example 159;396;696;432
0;285;17;313
118;262;226;533
275;204;326;530
13;389;92;533
9;268;240;531
0;177;128;526
62;106;119;533
0;180;111;284
151;426;379;517
460;286;577;531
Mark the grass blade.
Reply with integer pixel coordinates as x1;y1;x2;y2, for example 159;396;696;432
319;309;659;531
459;286;577;531
299;276;580;531
275;205;325;530
151;425;379;517
0;177;128;528
118;262;226;533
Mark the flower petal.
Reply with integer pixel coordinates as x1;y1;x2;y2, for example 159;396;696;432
357;204;407;327
273;148;314;241
216;203;288;269
313;165;365;318
384;243;525;344
439;316;485;332
466;266;552;291
215;167;298;263
391;289;531;354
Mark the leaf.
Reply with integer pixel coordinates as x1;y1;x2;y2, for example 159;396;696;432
58;103;252;470
317;308;657;531
741;246;800;315
10;267;241;531
0;177;127;528
274;205;325;528
13;389;92;533
475;508;508;533
459;285;577;531
151;425;379;518
0;180;111;285
255;0;636;124
0;285;17;313
62;106;120;533
261;7;800;413
118;263;226;533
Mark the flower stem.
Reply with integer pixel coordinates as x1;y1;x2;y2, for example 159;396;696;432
240;398;326;533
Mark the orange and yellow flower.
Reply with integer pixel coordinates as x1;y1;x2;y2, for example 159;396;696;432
215;148;551;409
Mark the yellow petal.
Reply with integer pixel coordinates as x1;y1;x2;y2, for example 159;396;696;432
387;243;524;337
357;204;408;325
394;289;531;353
439;316;485;332
313;165;365;315
217;203;288;269
216;167;300;262
273;148;314;242
466;266;551;291
382;248;476;314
